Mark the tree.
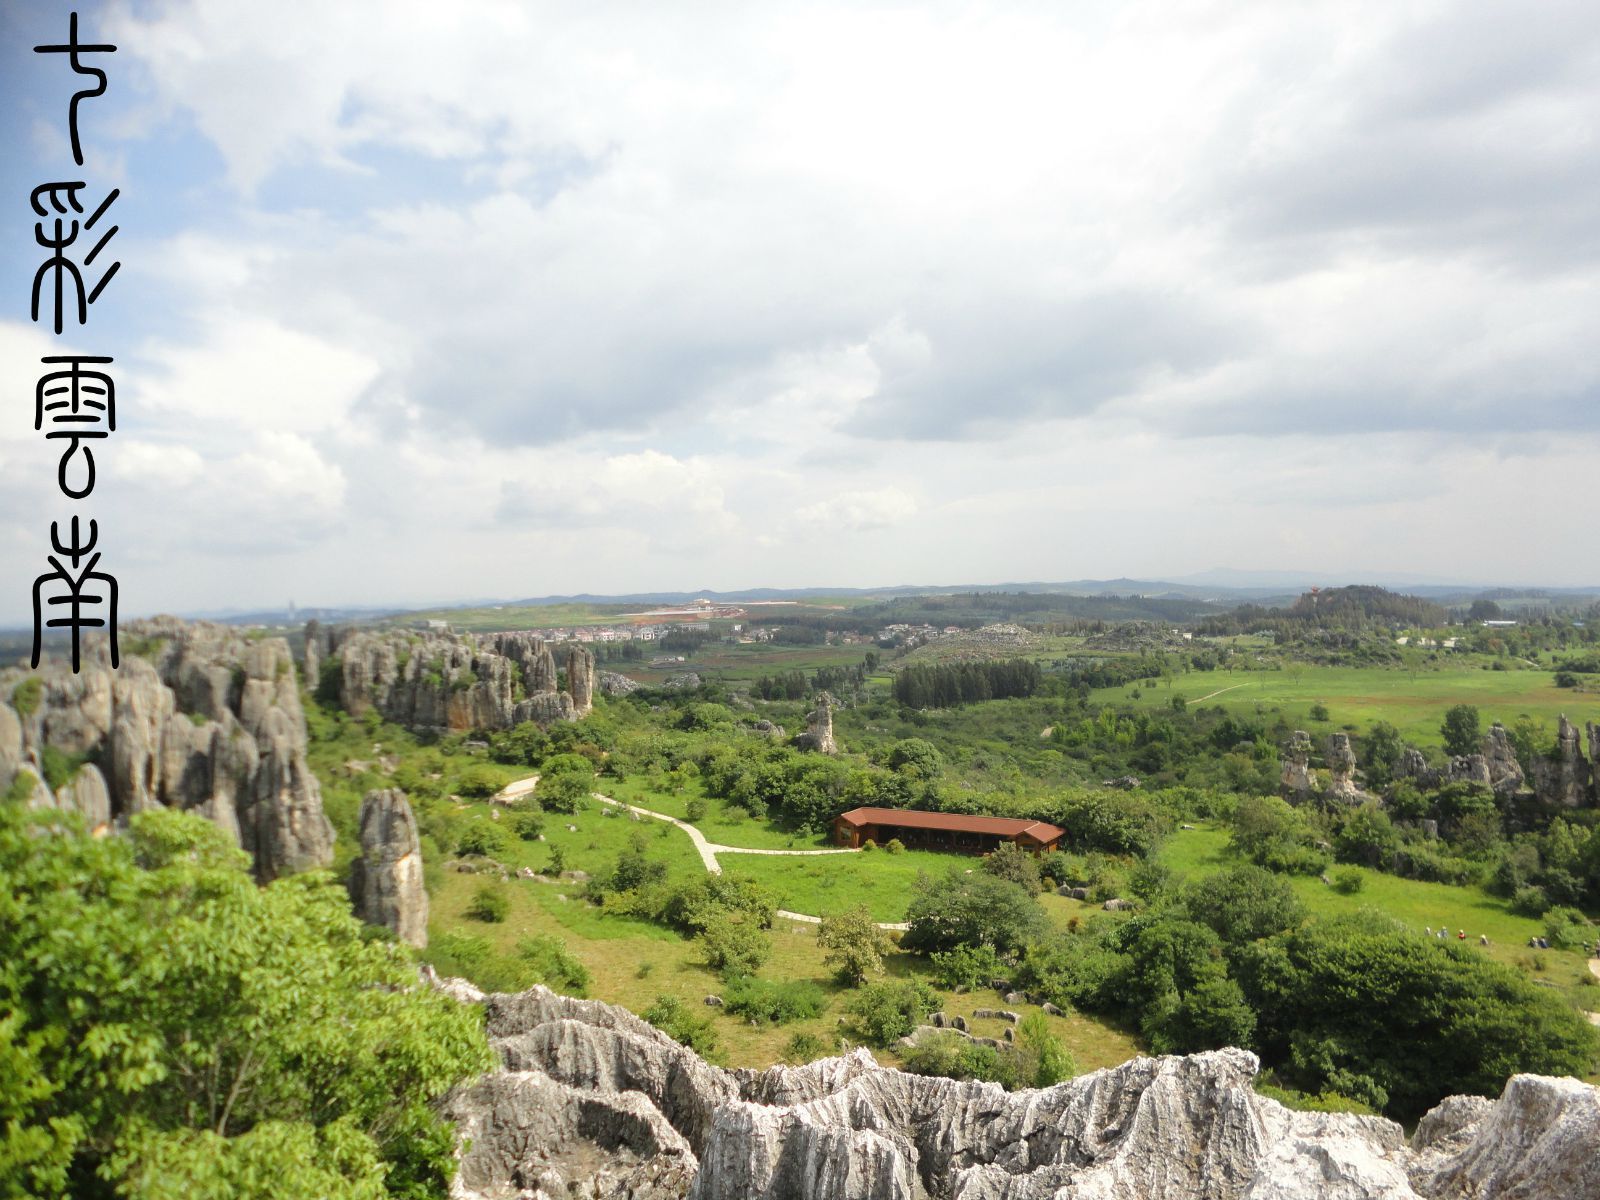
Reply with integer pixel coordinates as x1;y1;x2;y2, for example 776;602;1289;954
1180;865;1305;947
981;842;1042;893
1360;721;1405;789
817;906;895;986
1441;704;1481;758
0;806;492;1200
887;738;942;779
537;772;591;814
1014;1011;1077;1087
844;979;943;1047
901;869;1049;956
699;921;771;980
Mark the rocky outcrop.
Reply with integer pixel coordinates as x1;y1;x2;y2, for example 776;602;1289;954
600;671;641;697
326;625;596;733
1481;723;1526;796
351;788;428;948
1533;715;1591;808
567;647;596;717
4;619;332;880
1280;731;1314;799
437;982;1600;1200
1395;746;1439;790
1447;754;1492;789
794;693;838;755
1324;732;1367;803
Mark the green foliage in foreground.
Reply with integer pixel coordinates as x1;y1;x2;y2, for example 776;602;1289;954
901;1011;1077;1090
845;979;944;1048
720;977;826;1025
0;806;493;1200
641;995;718;1057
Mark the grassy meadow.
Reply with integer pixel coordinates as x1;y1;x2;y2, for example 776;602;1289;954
1158;825;1600;1016
1095;663;1593;748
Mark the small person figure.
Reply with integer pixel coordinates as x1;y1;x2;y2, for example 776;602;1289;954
1479;934;1489;946
1425;927;1433;937
1457;929;1466;940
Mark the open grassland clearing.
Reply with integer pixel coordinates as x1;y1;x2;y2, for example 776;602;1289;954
720;845;975;923
601;777;832;850
1159;825;1600;1016
428;868;1142;1071
1096;664;1590;747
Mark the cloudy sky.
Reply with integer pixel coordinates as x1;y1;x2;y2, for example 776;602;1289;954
2;1;1596;619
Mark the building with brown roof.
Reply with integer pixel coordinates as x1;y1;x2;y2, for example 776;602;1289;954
832;807;1064;855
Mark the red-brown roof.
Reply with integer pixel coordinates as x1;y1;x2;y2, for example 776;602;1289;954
835;807;1064;843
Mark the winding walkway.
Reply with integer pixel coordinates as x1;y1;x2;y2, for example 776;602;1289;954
494;775;907;930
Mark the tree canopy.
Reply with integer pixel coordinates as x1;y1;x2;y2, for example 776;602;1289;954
0;805;492;1200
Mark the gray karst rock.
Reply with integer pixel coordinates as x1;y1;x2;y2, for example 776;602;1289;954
1280;731;1314;799
1591;722;1600;804
434;982;1600;1200
664;672;703;691
1394;746;1440;791
1447;754;1492;789
5;619;333;881
1533;715;1591;808
1324;732;1367;803
351;787;428;948
600;670;641;697
0;700;24;794
795;692;839;755
515;690;577;725
1481;723;1526;796
567;646;596;717
47;762;113;834
327;627;596;733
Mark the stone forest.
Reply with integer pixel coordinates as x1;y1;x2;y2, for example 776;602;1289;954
6;586;1600;1199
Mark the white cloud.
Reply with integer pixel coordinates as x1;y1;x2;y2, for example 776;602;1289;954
796;488;918;532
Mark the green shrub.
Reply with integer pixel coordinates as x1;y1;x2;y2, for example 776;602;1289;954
424;931;534;993
38;745;87;791
466;884;510;923
685;797;708;822
511;810;546;841
901;1031;1018;1088
1255;1082;1379;1116
700;921;771;980
455;765;505;799
782;1031;829;1063
1331;867;1364;895
1543;906;1595;951
885;838;906;855
1512;885;1550;917
515;935;591;996
722;977;825;1024
928;943;1006;991
455;819;510;858
845;979;943;1047
642;995;718;1056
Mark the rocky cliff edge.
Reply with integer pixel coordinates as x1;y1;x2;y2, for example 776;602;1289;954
432;978;1600;1200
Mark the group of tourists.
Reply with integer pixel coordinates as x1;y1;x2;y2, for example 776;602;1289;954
1425;926;1489;945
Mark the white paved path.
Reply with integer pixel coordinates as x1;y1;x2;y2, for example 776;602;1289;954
493;776;906;929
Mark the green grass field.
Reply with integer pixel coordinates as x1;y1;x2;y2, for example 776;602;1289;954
600;778;832;850
429;869;1143;1071
1159;825;1599;1012
721;846;975;922
1096;664;1594;748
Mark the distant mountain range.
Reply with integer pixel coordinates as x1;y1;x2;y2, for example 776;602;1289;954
8;575;1598;636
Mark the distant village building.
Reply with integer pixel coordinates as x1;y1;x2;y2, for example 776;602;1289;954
832;807;1065;855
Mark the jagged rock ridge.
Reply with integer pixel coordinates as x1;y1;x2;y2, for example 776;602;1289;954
1;619;332;881
324;624;595;733
436;980;1600;1200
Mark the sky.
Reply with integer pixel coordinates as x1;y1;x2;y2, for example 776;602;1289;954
2;0;1597;620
